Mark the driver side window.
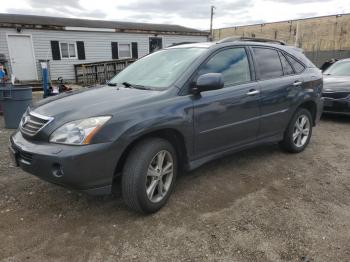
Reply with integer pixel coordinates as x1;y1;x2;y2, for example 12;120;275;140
198;48;251;87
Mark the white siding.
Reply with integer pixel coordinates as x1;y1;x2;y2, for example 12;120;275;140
0;27;207;81
0;29;12;75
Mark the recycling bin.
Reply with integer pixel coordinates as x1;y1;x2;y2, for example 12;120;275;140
0;84;32;129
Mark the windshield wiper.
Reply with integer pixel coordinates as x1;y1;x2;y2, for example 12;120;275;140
107;82;117;86
122;82;151;90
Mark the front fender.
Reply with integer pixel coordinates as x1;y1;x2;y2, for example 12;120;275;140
98;96;195;161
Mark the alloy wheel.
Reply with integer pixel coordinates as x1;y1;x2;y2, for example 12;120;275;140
292;115;311;148
146;150;174;203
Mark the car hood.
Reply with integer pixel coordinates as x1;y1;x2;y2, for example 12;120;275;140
32;86;163;122
323;75;350;92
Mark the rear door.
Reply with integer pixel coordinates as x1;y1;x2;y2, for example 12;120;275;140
252;47;303;138
193;47;260;158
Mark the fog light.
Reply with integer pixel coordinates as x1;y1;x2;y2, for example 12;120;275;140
52;163;64;178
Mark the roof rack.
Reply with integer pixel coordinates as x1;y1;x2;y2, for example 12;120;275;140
168;42;196;47
217;36;286;45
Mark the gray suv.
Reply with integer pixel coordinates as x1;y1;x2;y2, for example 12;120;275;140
9;39;323;213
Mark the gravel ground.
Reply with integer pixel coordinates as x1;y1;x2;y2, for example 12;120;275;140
0;109;350;261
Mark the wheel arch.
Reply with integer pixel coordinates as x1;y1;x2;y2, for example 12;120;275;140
297;100;317;125
113;128;189;179
282;99;318;140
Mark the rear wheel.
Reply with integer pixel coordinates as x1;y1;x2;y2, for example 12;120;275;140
279;108;313;153
121;138;177;214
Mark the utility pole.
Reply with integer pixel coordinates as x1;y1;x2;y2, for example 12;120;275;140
294;21;300;47
210;5;215;41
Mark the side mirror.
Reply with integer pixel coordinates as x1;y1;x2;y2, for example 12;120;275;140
193;73;224;93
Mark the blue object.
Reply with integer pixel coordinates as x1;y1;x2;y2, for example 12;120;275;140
42;67;49;97
0;69;5;79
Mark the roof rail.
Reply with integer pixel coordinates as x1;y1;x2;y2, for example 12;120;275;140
217;36;286;45
167;42;196;47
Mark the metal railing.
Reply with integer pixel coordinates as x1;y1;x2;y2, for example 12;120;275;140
74;59;136;85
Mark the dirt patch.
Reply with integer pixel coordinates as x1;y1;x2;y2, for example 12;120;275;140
0;114;350;261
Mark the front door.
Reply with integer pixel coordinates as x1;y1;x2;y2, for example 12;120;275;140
7;35;37;81
193;47;260;158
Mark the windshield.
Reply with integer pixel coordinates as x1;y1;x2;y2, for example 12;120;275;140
324;61;350;76
109;48;206;90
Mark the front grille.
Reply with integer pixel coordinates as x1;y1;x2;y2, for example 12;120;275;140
20;111;53;136
324;101;350;112
322;92;350;100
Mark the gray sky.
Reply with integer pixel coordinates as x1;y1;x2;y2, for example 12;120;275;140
1;0;349;30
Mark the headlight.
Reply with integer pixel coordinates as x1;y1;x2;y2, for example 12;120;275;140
49;116;111;145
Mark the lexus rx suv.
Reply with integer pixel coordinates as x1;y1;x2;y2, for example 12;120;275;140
9;39;323;213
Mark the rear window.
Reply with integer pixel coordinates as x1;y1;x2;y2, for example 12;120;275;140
253;48;283;80
279;52;294;75
287;55;305;73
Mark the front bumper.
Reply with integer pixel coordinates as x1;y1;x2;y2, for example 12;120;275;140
322;94;350;115
9;131;121;195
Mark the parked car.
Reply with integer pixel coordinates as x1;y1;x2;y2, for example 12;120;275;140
322;58;350;115
320;58;338;72
9;39;323;213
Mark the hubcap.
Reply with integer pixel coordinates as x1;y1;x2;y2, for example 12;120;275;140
146;150;174;203
293;115;310;148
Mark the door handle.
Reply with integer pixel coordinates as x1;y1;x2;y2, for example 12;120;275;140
293;81;303;86
246;89;260;96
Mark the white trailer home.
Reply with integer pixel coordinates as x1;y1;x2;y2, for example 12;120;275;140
0;13;208;82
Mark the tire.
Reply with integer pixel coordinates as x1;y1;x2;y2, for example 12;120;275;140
121;138;177;214
279;108;313;153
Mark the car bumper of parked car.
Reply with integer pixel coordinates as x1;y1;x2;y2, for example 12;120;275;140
322;93;350;115
8;131;120;195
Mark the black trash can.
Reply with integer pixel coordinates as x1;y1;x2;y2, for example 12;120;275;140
0;85;32;129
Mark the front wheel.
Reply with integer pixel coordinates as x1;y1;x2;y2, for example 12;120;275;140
122;138;177;214
279;108;313;153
